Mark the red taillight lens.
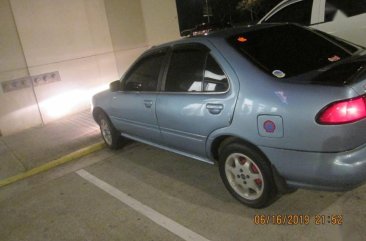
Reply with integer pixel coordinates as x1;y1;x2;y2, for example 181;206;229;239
317;96;366;124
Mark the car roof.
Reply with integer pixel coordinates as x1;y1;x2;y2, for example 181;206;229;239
149;23;290;51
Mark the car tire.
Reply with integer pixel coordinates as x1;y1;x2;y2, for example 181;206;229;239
97;112;123;149
219;142;277;208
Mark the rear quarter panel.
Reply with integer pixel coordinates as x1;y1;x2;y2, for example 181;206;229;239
208;38;366;153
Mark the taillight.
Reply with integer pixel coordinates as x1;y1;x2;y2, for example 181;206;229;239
317;95;366;125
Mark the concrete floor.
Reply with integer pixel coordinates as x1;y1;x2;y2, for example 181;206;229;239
0;142;365;241
0;110;100;180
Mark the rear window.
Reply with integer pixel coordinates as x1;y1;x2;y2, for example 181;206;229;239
228;25;358;78
311;60;366;85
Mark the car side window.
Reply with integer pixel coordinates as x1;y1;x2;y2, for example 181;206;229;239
265;0;313;26
325;0;366;22
123;52;165;92
204;55;228;92
165;46;228;92
165;48;206;92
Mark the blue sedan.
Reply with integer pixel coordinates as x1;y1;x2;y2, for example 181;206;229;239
92;23;366;208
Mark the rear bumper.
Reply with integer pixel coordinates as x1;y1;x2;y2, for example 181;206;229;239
260;143;366;191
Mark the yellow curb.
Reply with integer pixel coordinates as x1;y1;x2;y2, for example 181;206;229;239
0;141;106;188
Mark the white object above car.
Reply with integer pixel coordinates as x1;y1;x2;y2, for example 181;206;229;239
258;0;366;47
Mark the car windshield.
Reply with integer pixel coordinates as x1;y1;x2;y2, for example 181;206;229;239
228;24;359;78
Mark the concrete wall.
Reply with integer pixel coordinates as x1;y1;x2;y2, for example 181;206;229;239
10;0;119;125
104;0;149;76
140;0;180;46
0;0;179;136
0;0;42;135
104;0;180;76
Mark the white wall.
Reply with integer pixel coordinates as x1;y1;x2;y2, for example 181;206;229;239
9;0;119;124
140;0;180;46
0;0;180;135
0;0;42;135
104;0;180;76
104;0;149;76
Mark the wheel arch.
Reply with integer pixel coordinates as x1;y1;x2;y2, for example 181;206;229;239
210;135;291;193
210;135;266;163
92;107;107;124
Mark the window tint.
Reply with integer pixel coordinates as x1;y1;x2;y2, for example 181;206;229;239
325;0;366;22
204;55;229;92
165;48;206;92
123;53;165;91
165;47;229;92
265;0;312;25
313;30;359;53
312;60;366;85
228;25;355;78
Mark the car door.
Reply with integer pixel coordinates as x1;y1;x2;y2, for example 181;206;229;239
109;48;167;143
156;43;237;158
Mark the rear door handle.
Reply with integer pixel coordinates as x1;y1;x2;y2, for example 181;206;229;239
144;100;153;108
206;103;224;115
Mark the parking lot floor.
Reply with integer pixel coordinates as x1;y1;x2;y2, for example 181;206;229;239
0;110;101;180
1;142;365;241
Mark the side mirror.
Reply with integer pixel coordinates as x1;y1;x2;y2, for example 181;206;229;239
125;82;143;91
109;80;122;92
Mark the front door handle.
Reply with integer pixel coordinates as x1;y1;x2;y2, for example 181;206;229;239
206;103;224;115
144;100;153;108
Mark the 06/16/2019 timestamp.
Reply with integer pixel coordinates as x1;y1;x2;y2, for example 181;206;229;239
253;214;343;225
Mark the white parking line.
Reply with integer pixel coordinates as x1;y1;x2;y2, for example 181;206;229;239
76;169;211;241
